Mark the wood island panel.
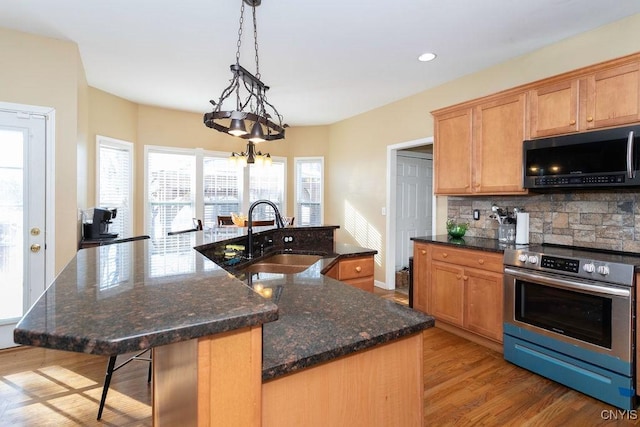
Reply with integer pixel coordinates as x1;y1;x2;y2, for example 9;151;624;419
153;326;263;427
262;332;424;427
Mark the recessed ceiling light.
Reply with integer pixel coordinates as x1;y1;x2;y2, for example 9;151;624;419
418;52;436;62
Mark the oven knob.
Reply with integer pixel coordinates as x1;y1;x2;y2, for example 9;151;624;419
527;255;538;264
583;263;596;273
597;265;610;276
518;254;528;263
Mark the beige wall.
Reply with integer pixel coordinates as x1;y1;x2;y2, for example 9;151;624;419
0;28;84;273
325;13;640;283
86;88;138;209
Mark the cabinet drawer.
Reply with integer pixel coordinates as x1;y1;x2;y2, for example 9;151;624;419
344;276;374;293
430;246;503;273
338;256;374;280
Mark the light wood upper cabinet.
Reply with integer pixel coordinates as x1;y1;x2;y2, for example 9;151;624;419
433;108;473;194
433;93;527;195
473;93;527;194
433;53;640;196
529;79;580;138
530;61;640;137
585;62;640;130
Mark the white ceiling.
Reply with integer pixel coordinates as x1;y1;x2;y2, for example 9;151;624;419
1;1;640;126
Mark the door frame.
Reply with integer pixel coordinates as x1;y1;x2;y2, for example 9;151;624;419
384;137;434;290
0;101;56;290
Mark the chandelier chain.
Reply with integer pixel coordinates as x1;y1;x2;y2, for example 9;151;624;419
252;4;260;80
235;1;245;65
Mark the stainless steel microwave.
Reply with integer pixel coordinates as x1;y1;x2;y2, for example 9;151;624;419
523;125;640;190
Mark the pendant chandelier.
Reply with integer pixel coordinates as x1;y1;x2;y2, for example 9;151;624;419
203;0;286;166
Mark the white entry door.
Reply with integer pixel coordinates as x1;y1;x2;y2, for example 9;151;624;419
0;110;47;348
395;152;432;271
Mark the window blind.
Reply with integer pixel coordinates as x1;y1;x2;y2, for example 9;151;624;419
147;150;195;241
249;161;285;219
203;156;241;229
97;137;132;237
295;158;323;226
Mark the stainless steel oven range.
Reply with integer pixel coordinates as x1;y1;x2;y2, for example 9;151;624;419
503;244;637;410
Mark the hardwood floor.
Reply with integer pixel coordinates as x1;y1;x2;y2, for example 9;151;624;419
0;288;637;426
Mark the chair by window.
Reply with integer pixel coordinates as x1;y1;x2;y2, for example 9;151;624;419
217;215;233;226
251;219;275;226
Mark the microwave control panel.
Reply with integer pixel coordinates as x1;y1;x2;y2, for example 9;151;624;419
534;174;625;186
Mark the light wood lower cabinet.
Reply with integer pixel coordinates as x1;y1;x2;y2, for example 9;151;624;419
413;242;503;345
412;243;430;313
325;255;374;292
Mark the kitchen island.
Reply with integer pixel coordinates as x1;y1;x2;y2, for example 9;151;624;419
14;226;433;426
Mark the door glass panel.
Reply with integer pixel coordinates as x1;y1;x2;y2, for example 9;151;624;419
0;129;24;321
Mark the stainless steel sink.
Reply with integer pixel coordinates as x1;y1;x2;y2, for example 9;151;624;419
241;254;322;274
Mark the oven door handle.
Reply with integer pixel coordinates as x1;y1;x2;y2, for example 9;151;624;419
504;267;631;298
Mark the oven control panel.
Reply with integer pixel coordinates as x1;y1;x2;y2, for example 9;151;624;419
504;247;636;287
540;255;580;273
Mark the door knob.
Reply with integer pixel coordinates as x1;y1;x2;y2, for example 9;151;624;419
30;227;40;236
30;243;41;253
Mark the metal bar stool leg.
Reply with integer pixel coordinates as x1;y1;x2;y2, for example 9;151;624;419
96;349;152;420
97;355;117;420
147;351;152;383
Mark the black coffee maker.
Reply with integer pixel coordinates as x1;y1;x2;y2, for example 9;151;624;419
83;208;118;240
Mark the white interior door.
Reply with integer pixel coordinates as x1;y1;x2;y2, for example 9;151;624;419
395;152;432;271
0;110;47;349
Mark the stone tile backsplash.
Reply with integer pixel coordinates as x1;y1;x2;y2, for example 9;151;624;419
446;190;640;253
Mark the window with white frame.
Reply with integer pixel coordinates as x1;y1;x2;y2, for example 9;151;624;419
146;148;196;240
145;146;286;240
203;156;242;228
97;136;133;238
248;161;286;221
295;157;323;226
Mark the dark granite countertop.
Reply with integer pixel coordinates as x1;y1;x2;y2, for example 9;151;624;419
14;238;279;355
411;234;524;253
15;226;434;382
251;270;431;381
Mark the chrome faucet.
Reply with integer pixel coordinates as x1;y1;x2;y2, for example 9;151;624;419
246;199;285;259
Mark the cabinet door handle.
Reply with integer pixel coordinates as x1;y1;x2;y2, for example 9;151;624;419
587;116;593;122
569;119;576;125
478;259;485;265
456;274;462;280
442;253;448;258
421;250;426;255
463;275;468;281
355;266;362;273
